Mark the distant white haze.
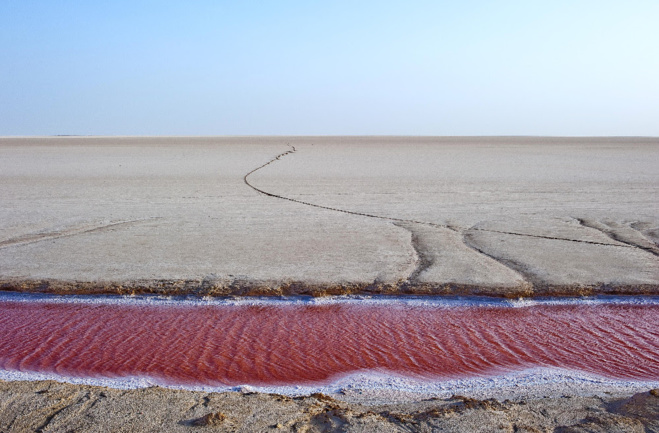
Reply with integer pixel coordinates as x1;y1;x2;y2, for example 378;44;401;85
1;1;658;136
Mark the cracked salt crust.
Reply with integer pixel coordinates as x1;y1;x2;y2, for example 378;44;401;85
1;136;658;296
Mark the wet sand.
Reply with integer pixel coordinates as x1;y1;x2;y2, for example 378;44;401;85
1;380;658;432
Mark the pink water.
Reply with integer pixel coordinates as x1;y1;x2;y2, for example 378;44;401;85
0;299;658;386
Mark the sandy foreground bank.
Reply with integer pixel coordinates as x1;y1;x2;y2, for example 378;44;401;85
1;380;658;432
1;136;658;297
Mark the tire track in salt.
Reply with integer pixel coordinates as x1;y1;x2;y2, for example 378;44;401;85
243;145;653;288
243;145;642;250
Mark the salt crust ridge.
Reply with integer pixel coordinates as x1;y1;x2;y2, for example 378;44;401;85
1;367;658;403
2;292;659;308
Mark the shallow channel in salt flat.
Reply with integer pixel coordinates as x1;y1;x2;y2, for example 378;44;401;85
1;293;658;397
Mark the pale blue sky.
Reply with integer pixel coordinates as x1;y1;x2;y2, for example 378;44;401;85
1;1;658;136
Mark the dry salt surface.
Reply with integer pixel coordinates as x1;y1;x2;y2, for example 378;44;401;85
0;136;657;296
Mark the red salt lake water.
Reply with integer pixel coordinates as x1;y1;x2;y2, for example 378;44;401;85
0;298;658;387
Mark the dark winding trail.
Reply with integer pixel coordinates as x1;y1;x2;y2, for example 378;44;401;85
242;145;655;286
243;145;645;249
